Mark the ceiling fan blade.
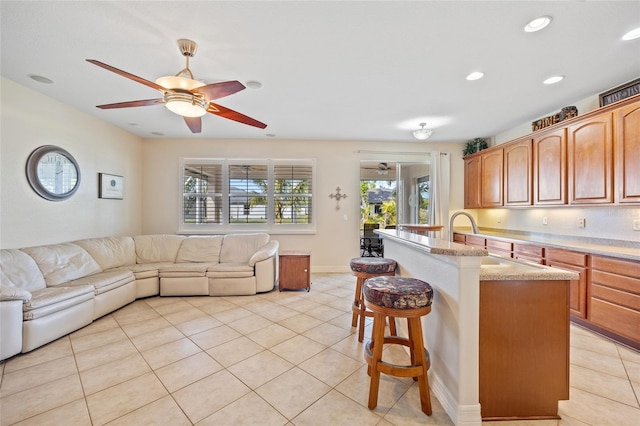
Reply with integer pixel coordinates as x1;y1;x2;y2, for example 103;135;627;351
191;81;246;101
86;59;165;92
96;98;165;109
184;117;202;133
207;102;267;129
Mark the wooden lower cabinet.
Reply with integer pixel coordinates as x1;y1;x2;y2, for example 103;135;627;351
546;248;588;319
278;251;311;291
486;238;512;257
480;279;569;420
513;242;544;264
589;255;640;345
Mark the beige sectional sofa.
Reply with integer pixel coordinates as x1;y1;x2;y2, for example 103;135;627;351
0;233;279;361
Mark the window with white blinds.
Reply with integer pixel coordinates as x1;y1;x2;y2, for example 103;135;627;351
274;163;312;225
180;158;315;233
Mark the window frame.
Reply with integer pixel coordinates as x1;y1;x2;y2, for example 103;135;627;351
179;157;316;234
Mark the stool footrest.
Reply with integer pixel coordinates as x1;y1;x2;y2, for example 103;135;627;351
364;338;430;379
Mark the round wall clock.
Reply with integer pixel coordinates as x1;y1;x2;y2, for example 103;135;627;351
26;145;81;201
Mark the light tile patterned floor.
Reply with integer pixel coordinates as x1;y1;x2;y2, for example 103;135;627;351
1;273;638;425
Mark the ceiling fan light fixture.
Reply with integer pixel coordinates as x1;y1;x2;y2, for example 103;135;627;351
155;75;205;91
164;92;207;117
413;123;433;140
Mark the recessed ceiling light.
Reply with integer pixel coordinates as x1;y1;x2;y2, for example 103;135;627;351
524;16;552;33
466;71;484;81
246;80;263;89
265;133;276;137
128;123;140;127
151;131;164;136
29;74;54;84
622;27;640;41
543;75;564;85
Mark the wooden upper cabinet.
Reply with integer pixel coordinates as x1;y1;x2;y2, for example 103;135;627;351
533;128;567;205
567;111;614;204
481;149;503;207
464;155;482;209
504;138;532;206
616;102;640;203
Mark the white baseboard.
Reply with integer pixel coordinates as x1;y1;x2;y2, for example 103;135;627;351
430;365;482;426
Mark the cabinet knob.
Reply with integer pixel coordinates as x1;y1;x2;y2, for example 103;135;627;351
304;269;308;272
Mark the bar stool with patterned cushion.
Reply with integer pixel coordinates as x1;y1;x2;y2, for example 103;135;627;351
350;257;397;342
363;275;434;416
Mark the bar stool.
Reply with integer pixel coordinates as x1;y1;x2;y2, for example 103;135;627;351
363;275;433;416
350;257;397;342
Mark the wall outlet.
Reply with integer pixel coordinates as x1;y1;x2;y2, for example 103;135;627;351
578;218;586;228
497;215;502;224
542;217;548;225
634;219;640;231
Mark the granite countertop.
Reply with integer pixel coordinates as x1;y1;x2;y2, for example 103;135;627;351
377;229;579;281
478;255;579;281
454;228;640;262
377;229;488;257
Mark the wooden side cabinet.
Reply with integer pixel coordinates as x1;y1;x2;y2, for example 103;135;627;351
464;155;482;209
590;256;640;344
534;128;567;205
278;250;311;291
567;111;614;204
546;248;588;319
615;102;640;203
504;138;533;206
481;149;504;207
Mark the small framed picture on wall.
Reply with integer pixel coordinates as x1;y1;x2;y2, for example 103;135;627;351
98;173;124;199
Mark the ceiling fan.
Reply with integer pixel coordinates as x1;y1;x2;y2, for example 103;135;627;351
362;162;392;175
86;39;267;134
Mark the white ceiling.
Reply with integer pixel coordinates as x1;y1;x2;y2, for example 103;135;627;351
1;1;639;142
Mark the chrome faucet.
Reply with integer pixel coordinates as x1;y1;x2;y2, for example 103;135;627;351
449;211;479;241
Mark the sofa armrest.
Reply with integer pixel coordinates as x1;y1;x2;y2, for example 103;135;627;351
248;240;279;267
0;284;32;303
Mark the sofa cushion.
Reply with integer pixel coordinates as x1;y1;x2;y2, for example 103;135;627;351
206;263;254;278
220;233;270;264
73;236;135;270
176;236;223;263
24;286;94;320
0;249;46;292
21;243;101;287
159;263;215;278
134;235;186;264
66;270;135;295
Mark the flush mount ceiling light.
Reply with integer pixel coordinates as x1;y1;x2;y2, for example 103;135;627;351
622;27;640;41
466;71;484;81
29;74;54;84
524;16;552;33
413;123;433;140
543;75;564;85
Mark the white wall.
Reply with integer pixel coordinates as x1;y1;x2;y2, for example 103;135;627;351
480;92;640;243
141;138;466;271
0;78;143;248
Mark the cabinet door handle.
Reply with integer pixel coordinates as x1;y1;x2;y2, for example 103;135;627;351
304;269;308;272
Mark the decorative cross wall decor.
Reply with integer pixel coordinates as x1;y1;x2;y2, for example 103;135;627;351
329;186;347;210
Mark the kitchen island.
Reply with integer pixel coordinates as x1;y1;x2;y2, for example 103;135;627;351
376;229;578;425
